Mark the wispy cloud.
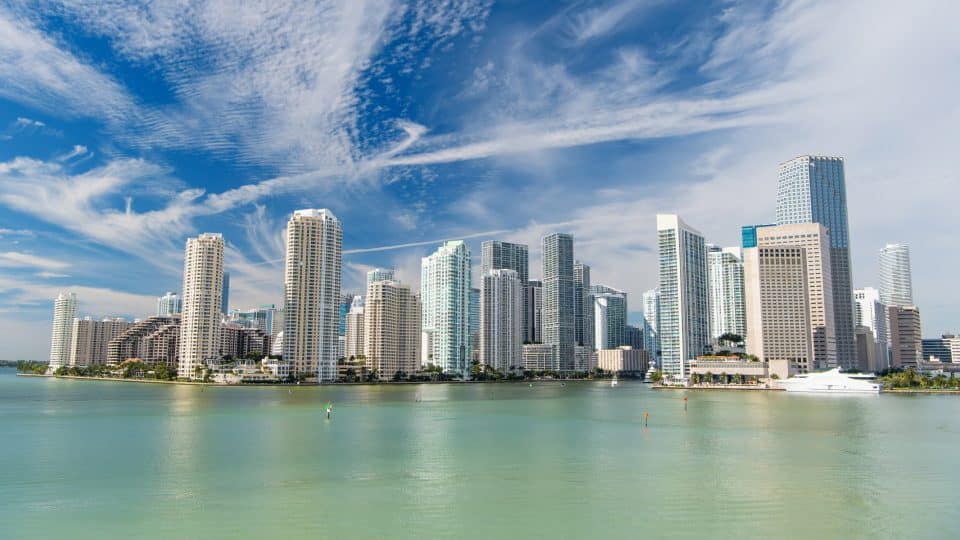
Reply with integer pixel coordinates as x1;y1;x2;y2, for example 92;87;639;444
0;251;70;271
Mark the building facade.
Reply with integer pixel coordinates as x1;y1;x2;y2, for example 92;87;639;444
522;343;557;372
481;241;530;343
178;233;224;379
69;317;130;366
707;246;746;340
344;296;365;359
420;240;472;376
597;347;649;374
157;291;182;317
879;243;914;307
854;287;889;370
574;262;593;349
526;280;543;344
889;305;922;369
642;288;660;364
657;215;710;379
364;279;420;379
542;233;576;371
592;285;627;350
221;271;230;315
108;316;181;367
282;209;342;381
366;268;395;291
49;291;79;369
480;269;523;373
776;155;856;369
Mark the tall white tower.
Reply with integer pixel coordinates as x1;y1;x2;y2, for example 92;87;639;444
49;291;79;369
421;240;471;376
480;269;523;372
283;209;342;381
178;233;224;379
879;243;913;307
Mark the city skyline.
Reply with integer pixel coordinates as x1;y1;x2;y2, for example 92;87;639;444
1;1;958;360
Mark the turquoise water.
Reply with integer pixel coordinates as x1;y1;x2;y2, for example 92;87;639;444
2;367;958;539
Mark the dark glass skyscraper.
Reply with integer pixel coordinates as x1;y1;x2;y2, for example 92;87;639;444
776;155;856;369
481;241;530;342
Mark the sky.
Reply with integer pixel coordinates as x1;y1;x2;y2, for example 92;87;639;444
1;0;958;360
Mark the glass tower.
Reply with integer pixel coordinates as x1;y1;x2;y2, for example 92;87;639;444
542;233;575;371
776;155;856;369
879;243;913;307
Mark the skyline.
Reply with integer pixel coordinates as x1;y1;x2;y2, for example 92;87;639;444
2;0;959;359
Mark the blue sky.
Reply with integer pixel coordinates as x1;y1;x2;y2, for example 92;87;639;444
1;0;957;360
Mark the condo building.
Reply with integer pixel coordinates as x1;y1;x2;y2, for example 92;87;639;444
108;316;181;367
854;287;889;370
879;243;914;307
49;291;79;369
574;261;593;349
542;233;576;371
776;155;856;369
481;241;530;342
592;285;627;350
178;233;225;379
420;240;472;375
282;209;342;381
657;215;710;379
526;280;543;344
364;279;420;379
366;268;395;290
156;291;182;317
642;288;660;364
707;246;746;340
344;296;365;359
69;317;130;366
480;269;523;373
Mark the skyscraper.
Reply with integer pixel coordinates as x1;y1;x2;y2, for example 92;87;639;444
776;155;856;369
344;296;365;359
481;241;530;342
470;287;481;363
542;233;575;371
157;291;182;317
748;223;837;369
366;268;395;290
178;233;224;379
707;246;746;340
70;317;130;366
879;243;914;307
526;280;543;344
642;288;660;363
282;209;342;381
221;271;230;315
364;279;420;379
889;305;922;369
49;291;79;369
657;215;710;379
480;269;523;372
854;287;889;370
743;245;814;376
592;285;627;350
574;261;593;349
420;240;472;376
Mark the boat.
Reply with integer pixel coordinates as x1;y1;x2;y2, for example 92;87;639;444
644;365;657;383
779;368;882;394
611;375;619;387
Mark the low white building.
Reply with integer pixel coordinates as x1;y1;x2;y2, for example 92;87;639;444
596;346;648;374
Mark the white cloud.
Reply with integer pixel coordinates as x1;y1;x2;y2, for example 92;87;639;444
0;251;70;270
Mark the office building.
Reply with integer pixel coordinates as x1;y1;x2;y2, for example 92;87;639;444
365;279;420;379
574;262;593;349
921;335;960;363
69;317;130;366
178;233;224;379
366;268;395;290
338;294;353;337
156;291;182;317
624;325;643;350
657;215;710;379
776;155;856;369
420;240;472;376
522;343;557;372
854;287;889;370
889;305;922;369
481;241;529;342
231;305;278;336
575;345;596;372
597;346;649;374
743;245;814;376
542;233;576;371
480;269;523;373
642;288;660;363
526;280;543;343
747;223;837;369
470;287;481;363
707;245;746;340
282;209;342;381
879;243;914;307
344;296;365;359
49;291;79;369
592;285;627;350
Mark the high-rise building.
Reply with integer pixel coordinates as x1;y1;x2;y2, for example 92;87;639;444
526;280;543;344
542;233;576;371
879;243;914;307
221;271;230;315
481;241;530;342
232;304;278;336
642;288;660;363
70;317;130;366
743;245;814;375
178;233;224;379
108;316;181;367
480;269;523;373
49;291;79;369
420;240;472;376
364;279;420;379
747;223;836;369
470;287;481;363
344;296;365;359
574;262;594;349
156;291;182;317
282;209;342;381
854;287;889;370
657;215;710;379
338;294;353;337
592;285;627;350
776;155;856;369
889;305;922;369
624;325;643;350
707;245;746;340
366;268;395;290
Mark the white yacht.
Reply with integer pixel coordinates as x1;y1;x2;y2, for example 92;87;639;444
779;368;882;394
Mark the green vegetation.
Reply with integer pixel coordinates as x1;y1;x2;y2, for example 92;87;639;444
16;360;48;374
879;368;960;390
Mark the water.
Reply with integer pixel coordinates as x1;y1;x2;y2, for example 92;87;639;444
2;367;958;539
